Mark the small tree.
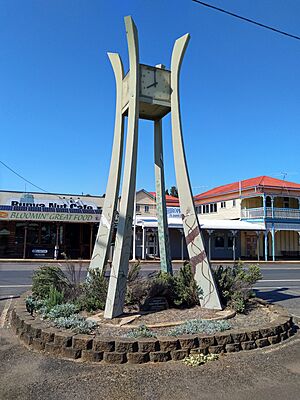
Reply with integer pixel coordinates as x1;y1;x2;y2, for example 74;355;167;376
169;186;178;198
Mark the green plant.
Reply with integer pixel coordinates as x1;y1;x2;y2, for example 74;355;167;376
168;319;231;336
183;353;219;367
144;264;201;309
25;296;45;315
125;262;152;306
173;264;203;308
45;303;79;320
125;324;157;339
44;285;64;309
76;269;108;311
213;262;262;313
53;314;97;334
32;265;70;300
127;261;141;283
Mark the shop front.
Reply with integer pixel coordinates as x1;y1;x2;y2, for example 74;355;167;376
0;190;103;259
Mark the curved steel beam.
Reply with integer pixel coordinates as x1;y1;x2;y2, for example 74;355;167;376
171;34;222;310
89;53;124;274
104;16;140;318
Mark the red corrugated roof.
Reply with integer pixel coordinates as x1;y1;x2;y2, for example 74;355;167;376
194;176;300;200
149;192;179;205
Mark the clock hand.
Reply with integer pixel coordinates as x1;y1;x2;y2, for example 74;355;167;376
146;82;157;89
146;69;158;89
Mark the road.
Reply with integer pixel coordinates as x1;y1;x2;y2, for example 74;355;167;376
0;310;300;400
1;261;300;317
0;261;300;400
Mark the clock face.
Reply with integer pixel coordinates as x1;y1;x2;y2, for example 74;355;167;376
140;65;170;102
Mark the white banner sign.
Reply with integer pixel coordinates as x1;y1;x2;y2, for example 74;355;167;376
167;207;181;218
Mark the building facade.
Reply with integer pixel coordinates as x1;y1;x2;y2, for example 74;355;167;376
194;176;300;261
1;175;300;261
0;190;104;259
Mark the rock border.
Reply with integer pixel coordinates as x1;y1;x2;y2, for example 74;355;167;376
11;294;297;364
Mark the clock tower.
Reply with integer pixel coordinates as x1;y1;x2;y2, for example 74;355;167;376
89;16;222;318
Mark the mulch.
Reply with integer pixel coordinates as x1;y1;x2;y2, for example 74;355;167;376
87;299;273;338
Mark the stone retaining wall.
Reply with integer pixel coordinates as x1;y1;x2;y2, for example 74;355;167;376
11;295;296;364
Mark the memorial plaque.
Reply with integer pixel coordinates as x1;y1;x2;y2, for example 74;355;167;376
143;296;169;312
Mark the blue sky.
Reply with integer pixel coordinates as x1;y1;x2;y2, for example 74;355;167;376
1;0;299;196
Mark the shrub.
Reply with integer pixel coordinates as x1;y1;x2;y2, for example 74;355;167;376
125;262;151;307
32;265;70;300
213;262;262;313
168;319;231;336
183;353;219;367
76;269;108;311
173;264;203;308
43;285;64;309
127;261;141;283
25;295;45;316
125;324;157;339
144;264;201;309
53;314;97;334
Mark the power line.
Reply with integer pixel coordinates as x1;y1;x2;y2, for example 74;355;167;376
192;0;300;41
0;160;49;193
0;160;91;204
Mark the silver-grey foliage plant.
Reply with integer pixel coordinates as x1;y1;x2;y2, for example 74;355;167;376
168;319;231;336
53;315;97;334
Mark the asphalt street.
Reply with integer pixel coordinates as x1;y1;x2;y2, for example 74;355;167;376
0;261;300;400
1;261;300;317
0;313;300;400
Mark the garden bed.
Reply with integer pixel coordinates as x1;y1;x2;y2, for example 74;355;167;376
79;300;271;338
11;293;296;364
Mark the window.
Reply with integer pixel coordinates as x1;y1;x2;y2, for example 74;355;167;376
221;201;226;208
283;197;289;208
227;236;234;248
215;235;224;248
232;200;236;207
40;224;56;245
205;204;209;213
209;203;217;213
266;196;272;207
144;205;149;213
136;205;140;212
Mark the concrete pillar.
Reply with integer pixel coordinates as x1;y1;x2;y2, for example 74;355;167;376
104;16;140;319
170;34;221;310
154;119;173;273
89;52;125;274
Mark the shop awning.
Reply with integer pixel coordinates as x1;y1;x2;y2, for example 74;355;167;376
135;217;265;231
